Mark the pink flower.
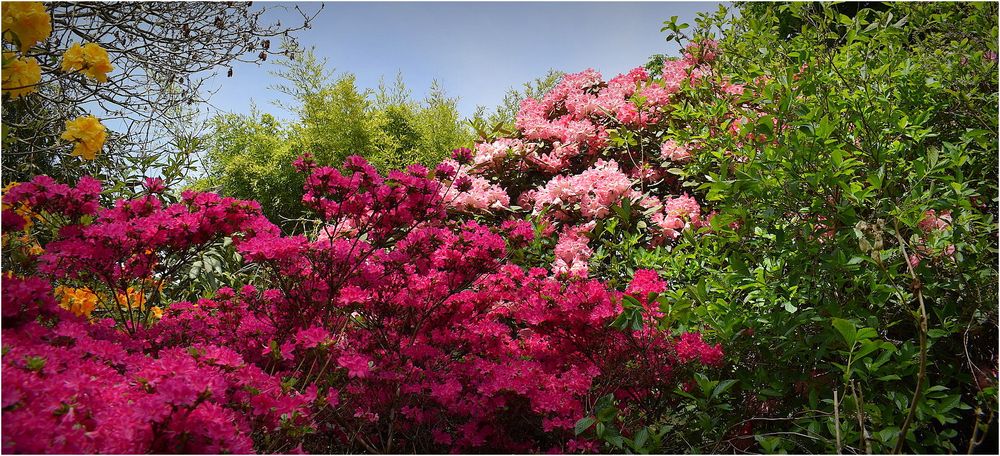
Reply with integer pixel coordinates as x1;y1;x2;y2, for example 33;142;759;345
337;352;371;378
660;139;693;163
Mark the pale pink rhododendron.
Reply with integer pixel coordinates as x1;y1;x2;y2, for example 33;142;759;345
660;139;693;163
552;222;596;278
530;159;634;220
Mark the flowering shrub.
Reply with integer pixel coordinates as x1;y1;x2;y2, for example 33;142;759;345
2;278;320;454
4;2;994;454
442;37;752;278
1;156;724;453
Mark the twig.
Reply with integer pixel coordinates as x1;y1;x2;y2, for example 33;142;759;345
892;218;929;454
833;388;843;454
851;380;872;454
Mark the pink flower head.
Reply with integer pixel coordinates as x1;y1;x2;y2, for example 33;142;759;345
626;269;668;305
337;352;371;378
452;147;473;165
142;177;165;194
660;139;692;163
676;332;724;366
294;326;331;349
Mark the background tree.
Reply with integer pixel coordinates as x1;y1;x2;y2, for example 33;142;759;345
196;46;474;231
2;1;322;185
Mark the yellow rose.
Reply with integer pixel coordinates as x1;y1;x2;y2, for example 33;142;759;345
1;2;51;52
2;52;41;99
61;42;114;83
61;115;106;160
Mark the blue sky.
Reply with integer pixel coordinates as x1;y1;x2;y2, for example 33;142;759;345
207;1;722;120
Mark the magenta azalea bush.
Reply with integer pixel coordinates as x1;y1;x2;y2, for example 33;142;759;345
2;155;723;453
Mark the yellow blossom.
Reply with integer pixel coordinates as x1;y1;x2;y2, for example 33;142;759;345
61;115;106;160
55;286;98;318
1;52;41;99
61;42;113;83
1;181;19;208
1;2;51;52
150;306;163;319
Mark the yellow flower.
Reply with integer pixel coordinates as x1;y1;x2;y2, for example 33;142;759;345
1;52;41;99
55;286;98;318
150;306;163;319
61;42;113;83
61;115;106;160
1;2;51;52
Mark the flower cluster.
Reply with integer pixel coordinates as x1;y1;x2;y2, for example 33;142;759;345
61;115;108;160
61;42;115;83
438;158;511;212
1;1;51;52
447;39;732;277
1;2;49;100
526;159;634;221
2;278;313;453
1;51;41;99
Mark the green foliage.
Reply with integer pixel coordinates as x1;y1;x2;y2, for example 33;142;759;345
600;2;997;453
274;47;473;171
196;47;475;231
196;111;305;230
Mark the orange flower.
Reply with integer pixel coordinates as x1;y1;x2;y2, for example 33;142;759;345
115;287;148;310
55;286;98;318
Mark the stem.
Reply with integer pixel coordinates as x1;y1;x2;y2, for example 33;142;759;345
833;388;843;454
851;380;872;454
892;219;929;454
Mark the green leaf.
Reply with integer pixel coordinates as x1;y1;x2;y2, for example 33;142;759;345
832;318;858;346
574;416;596;436
712;379;738;399
633;427;650;449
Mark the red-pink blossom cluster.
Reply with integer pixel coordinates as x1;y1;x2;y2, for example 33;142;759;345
2;157;726;453
1;276;311;454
